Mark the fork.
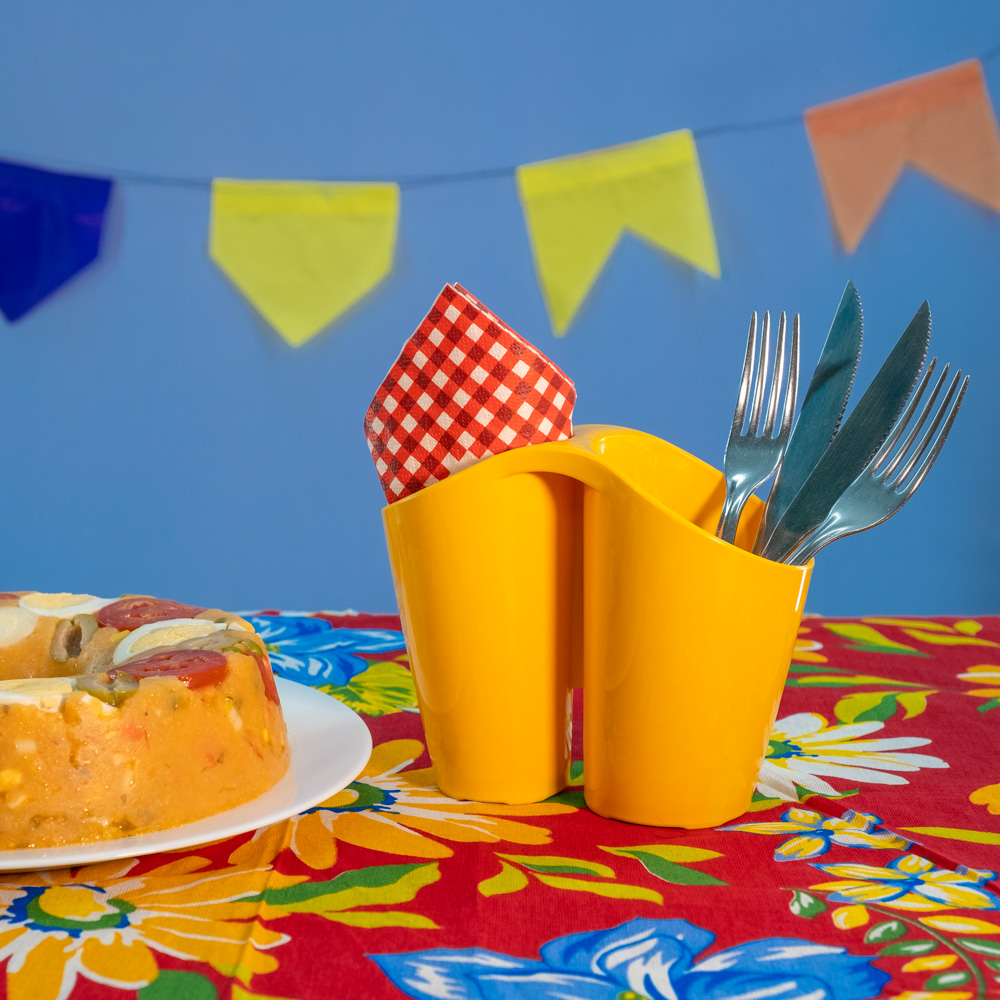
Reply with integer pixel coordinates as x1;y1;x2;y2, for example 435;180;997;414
716;310;800;543
782;359;968;565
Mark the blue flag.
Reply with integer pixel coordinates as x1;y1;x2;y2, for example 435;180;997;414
0;159;112;321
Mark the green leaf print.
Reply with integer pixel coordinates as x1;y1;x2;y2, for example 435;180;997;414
879;939;938;956
924;970;972;989
956;937;1000;957
865;617;998;646
834;690;935;723
544;788;587;808
497;853;663;903
977;697;1000;714
788;890;826;918
545;761;587;806
623;852;726;886
600;845;727;886
864;919;907;944
262;862;440;925
787;663;852;675
786;671;926;689
824;623;926;656
139;971;217;1000
499;854;615;877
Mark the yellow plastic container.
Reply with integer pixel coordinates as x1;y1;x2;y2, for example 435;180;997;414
383;425;811;827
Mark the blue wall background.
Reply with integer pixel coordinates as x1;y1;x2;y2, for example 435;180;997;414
1;2;997;615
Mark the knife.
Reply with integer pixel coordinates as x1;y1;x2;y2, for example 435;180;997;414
754;280;863;554
757;300;931;563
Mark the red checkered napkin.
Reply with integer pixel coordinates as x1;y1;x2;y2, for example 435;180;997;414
364;284;576;503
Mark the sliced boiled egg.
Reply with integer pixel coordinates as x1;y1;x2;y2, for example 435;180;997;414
112;617;251;666
0;676;75;711
0;606;38;647
0;677;75;695
19;592;113;619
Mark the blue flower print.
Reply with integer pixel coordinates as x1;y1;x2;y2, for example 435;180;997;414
369;917;889;1000
245;614;405;687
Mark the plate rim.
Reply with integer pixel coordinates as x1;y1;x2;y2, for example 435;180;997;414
0;677;373;872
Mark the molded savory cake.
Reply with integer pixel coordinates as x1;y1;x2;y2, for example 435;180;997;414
0;591;289;849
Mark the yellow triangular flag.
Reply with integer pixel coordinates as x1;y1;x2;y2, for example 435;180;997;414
517;129;720;334
209;180;399;347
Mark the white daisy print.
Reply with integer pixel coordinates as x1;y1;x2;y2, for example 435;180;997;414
758;712;947;801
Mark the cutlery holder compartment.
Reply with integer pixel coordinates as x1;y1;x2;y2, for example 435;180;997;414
383;424;811;827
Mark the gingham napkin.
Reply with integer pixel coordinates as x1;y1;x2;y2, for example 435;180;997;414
364;284;576;503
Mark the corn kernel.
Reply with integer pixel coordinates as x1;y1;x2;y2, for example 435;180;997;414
0;770;22;791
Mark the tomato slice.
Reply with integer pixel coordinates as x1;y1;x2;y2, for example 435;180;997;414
112;649;229;689
98;596;207;631
257;651;280;704
219;636;281;704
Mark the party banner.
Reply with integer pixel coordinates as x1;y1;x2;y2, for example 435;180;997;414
0;159;112;322
516;129;720;335
209;180;399;347
806;59;1000;253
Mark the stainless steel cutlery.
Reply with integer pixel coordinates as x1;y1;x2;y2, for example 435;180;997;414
754;281;862;555
782;360;968;565
716;311;800;544
718;284;968;563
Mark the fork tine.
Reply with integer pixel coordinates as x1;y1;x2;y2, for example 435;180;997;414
762;311;786;437
732;312;757;434
875;360;940;480
900;374;969;497
892;370;966;490
780;361;968;565
748;311;770;434
779;313;800;438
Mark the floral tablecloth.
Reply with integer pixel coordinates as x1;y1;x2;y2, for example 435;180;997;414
3;611;999;1000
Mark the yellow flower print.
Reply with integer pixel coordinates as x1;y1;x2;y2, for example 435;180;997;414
792;626;827;664
231;738;577;870
810;853;1000;912
0;856;305;1000
969;780;1000;815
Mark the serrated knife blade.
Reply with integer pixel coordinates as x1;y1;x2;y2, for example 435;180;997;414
755;280;863;554
758;300;931;563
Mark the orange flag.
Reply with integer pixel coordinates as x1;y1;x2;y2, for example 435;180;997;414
805;59;1000;252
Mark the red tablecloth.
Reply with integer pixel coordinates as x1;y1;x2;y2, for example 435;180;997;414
3;612;999;1000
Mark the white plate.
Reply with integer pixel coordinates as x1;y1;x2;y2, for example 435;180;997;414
0;678;373;872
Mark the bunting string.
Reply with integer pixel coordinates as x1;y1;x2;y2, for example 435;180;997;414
2;47;1000;342
3;39;998;194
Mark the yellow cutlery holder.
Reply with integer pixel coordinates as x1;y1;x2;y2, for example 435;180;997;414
382;425;811;828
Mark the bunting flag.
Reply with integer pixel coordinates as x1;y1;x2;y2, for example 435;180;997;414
516;129;720;335
805;59;1000;253
0;159;112;322
209;180;399;347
